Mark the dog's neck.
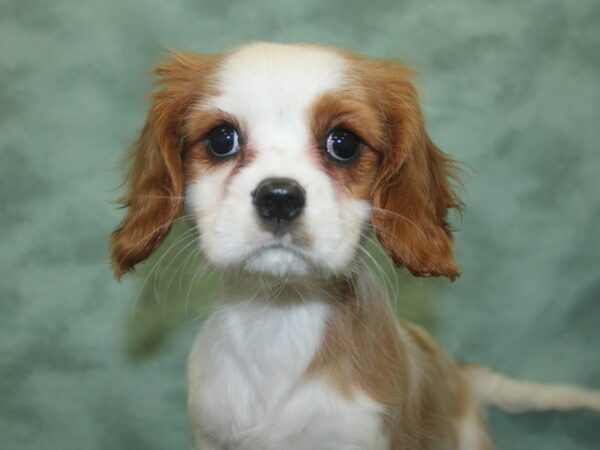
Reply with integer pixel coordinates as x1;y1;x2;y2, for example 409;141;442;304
199;271;348;400
209;267;386;372
217;270;361;307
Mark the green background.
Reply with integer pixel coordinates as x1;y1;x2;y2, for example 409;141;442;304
1;0;599;448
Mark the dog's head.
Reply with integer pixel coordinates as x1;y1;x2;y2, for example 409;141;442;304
110;43;461;281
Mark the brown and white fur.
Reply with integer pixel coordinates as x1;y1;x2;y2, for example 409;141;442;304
110;42;600;449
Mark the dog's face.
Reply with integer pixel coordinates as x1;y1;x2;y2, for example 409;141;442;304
111;43;462;281
187;45;376;277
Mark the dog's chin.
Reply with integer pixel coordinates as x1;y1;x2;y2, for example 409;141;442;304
242;246;312;278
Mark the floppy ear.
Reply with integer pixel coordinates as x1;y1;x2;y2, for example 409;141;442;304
370;62;462;280
110;53;215;279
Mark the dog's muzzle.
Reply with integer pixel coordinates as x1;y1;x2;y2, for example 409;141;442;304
252;177;306;225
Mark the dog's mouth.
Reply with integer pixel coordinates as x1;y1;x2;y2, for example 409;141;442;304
242;242;314;277
249;241;310;262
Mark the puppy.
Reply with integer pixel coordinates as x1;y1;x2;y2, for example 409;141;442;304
110;42;600;449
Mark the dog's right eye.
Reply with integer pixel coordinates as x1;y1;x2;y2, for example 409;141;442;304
206;125;240;158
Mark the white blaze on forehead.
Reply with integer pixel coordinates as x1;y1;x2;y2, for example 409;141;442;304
208;43;347;153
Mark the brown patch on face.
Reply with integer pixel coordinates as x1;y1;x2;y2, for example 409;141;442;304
307;279;471;447
309;91;382;200
110;52;223;278
333;49;463;280
182;109;253;183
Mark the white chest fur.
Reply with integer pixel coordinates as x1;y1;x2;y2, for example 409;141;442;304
187;285;387;450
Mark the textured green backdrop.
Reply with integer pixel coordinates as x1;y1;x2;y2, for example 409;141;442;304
1;0;599;449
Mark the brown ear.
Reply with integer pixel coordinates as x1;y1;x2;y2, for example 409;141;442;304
110;53;216;279
370;62;462;280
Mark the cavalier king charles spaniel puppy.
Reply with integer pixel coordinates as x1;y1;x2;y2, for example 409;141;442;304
111;42;599;450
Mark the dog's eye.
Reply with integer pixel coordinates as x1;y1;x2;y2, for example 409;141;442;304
206;125;240;158
325;128;361;162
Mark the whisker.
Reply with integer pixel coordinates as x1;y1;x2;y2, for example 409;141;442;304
186;263;216;322
128;195;187;200
358;238;400;308
370;207;428;242
367;238;401;307
115;214;195;266
362;222;420;263
158;234;201;303
358;245;392;293
185;258;216;316
156;228;200;290
177;240;203;293
129;226;198;316
184;251;206;316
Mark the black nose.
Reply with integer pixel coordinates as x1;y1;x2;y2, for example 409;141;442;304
252;178;306;224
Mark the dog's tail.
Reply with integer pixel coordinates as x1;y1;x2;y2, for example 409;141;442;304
460;364;600;413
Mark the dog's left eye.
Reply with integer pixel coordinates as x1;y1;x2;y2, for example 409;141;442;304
325;128;362;162
206;125;240;158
